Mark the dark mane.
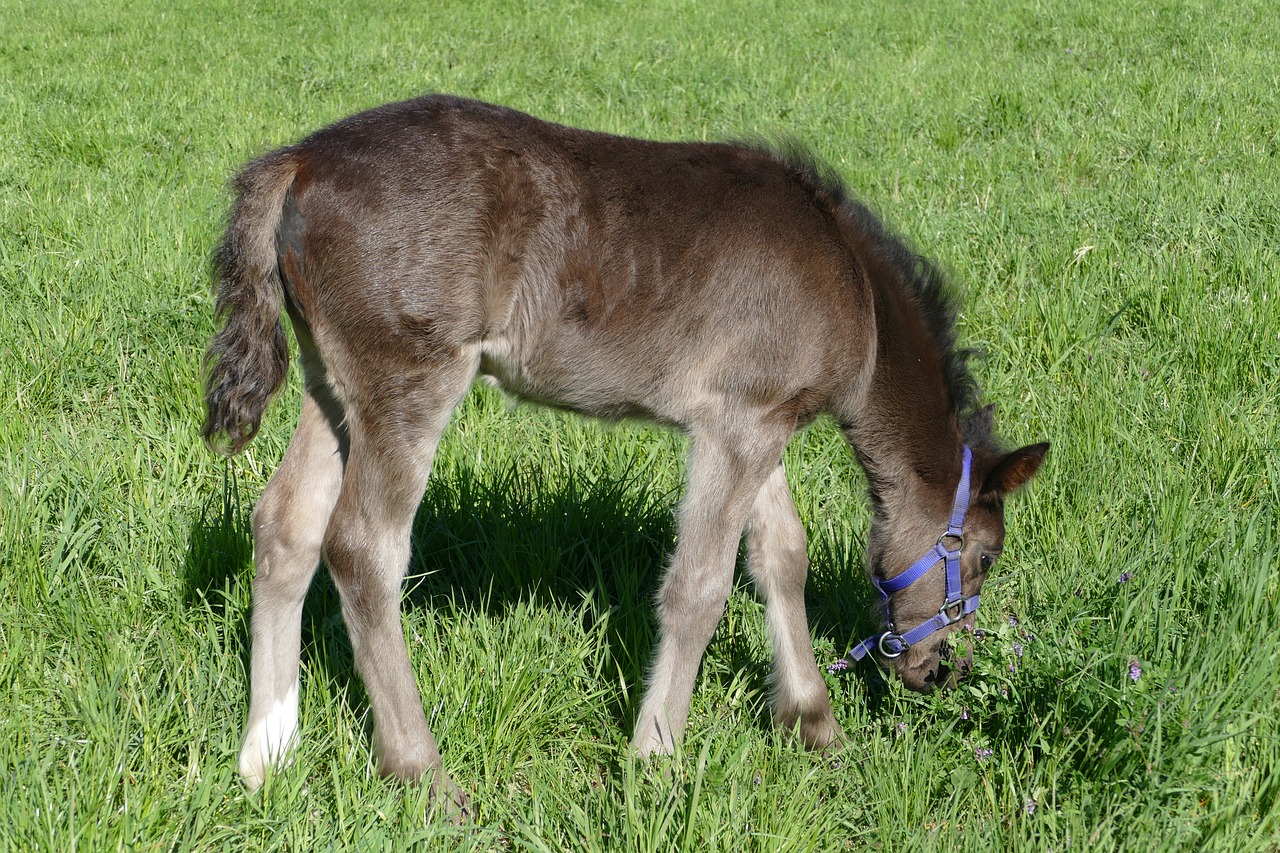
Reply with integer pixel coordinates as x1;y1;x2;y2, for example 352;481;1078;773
746;140;994;450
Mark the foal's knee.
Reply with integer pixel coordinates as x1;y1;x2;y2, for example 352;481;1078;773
746;536;809;597
656;571;733;641
746;504;809;585
319;508;366;587
320;508;408;611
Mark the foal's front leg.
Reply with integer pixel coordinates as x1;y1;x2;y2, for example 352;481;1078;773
633;429;787;756
745;464;840;750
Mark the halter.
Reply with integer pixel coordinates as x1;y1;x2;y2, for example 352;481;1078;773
846;445;977;662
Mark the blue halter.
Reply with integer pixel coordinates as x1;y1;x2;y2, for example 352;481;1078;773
846;445;977;662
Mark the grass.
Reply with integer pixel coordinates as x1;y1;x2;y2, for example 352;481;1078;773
2;0;1278;848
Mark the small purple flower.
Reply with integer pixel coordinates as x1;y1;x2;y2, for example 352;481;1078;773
1024;798;1037;815
975;747;993;762
896;721;908;734
1118;571;1132;584
960;707;970;721
1128;660;1142;682
1007;615;1019;627
827;658;849;674
1012;642;1024;658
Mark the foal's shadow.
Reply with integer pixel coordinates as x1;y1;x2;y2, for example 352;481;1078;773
403;461;677;726
183;456;885;737
402;461;887;728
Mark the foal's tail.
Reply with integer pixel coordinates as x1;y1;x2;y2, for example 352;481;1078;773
202;151;300;455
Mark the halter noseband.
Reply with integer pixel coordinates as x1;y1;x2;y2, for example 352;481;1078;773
846;445;977;663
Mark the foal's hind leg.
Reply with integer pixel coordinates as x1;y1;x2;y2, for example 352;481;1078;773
320;356;477;808
634;427;790;756
240;385;347;791
745;464;841;751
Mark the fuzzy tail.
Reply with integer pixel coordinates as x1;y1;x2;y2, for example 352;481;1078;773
202;151;299;455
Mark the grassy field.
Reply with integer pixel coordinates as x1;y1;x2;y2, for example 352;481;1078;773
2;0;1278;848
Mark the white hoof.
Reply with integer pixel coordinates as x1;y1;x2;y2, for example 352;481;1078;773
238;681;299;792
632;712;678;758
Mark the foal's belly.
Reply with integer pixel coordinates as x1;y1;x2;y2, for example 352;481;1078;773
475;332;693;429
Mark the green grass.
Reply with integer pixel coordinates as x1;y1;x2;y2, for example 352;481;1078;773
2;0;1278;848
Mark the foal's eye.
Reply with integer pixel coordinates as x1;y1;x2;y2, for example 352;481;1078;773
979;553;997;572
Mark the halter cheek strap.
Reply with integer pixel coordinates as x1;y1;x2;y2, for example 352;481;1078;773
847;445;977;662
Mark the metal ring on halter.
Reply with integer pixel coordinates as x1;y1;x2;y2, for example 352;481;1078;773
939;598;966;625
938;532;964;552
877;631;908;659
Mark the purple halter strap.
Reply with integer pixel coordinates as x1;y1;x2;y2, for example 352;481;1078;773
846;445;977;663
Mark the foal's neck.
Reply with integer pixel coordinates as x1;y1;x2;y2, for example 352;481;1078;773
842;259;966;512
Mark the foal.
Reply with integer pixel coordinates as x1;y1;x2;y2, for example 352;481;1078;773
203;95;1047;802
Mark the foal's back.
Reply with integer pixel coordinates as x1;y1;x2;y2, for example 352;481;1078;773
276;95;873;430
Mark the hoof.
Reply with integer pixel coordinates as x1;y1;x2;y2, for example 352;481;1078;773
238;685;300;792
430;776;472;825
378;757;471;825
799;714;843;754
632;713;678;759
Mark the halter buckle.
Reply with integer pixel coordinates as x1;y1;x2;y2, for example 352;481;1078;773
877;631;908;659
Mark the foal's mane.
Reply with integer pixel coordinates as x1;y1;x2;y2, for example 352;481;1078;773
746;140;995;450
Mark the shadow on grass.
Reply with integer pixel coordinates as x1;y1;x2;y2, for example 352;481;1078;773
181;456;887;740
182;463;253;616
404;461;674;689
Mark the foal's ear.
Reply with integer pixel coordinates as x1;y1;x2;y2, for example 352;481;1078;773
981;442;1049;497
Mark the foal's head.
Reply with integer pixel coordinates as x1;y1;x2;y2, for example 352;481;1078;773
866;442;1048;692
